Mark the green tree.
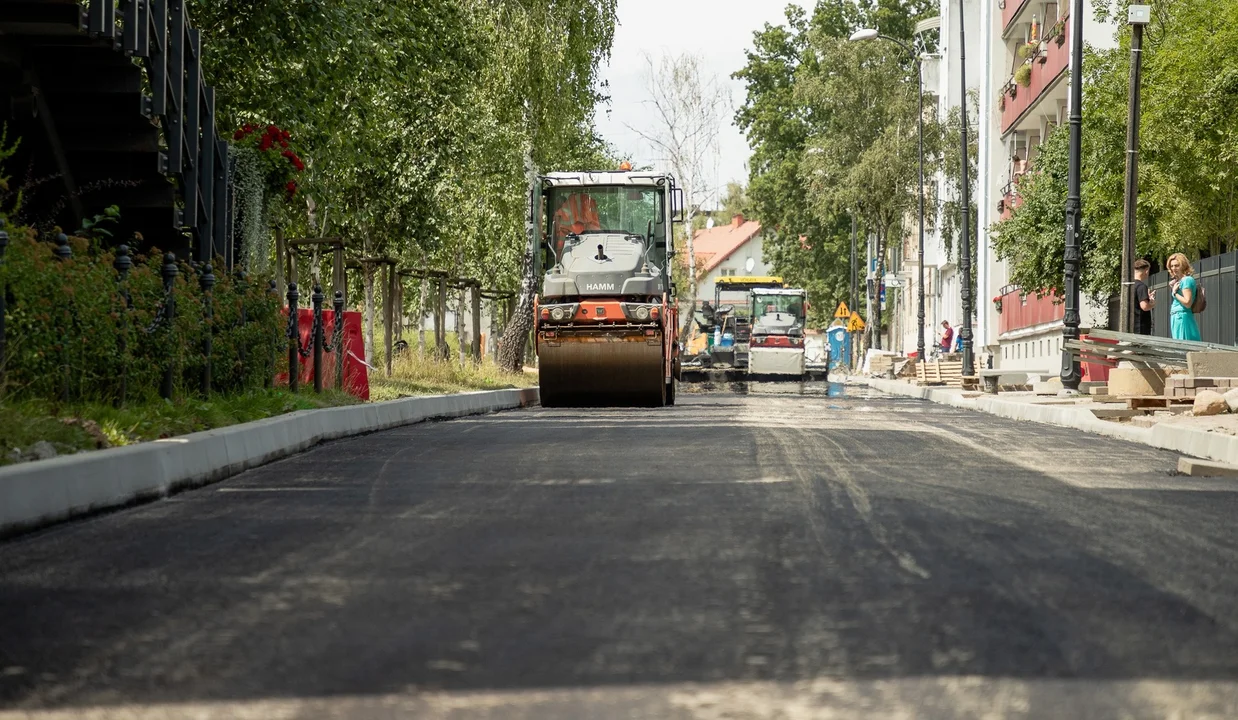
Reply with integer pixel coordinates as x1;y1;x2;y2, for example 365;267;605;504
734;0;935;334
993;0;1238;296
187;1;619;369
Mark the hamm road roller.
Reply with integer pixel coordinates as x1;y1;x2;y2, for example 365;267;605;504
747;286;810;379
534;167;682;407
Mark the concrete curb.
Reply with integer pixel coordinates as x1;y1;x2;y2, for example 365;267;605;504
863;378;1238;463
0;387;539;536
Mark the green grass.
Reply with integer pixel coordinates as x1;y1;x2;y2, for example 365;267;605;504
0;389;358;466
369;351;537;401
2;342;537;465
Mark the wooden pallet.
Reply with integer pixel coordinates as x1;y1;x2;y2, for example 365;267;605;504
916;360;964;387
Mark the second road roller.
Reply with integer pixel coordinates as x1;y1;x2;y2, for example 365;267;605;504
534;165;681;407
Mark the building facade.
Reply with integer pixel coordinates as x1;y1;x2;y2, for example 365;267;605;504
901;0;1117;369
692;214;769;304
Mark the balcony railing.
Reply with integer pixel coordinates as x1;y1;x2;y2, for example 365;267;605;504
999;16;1071;135
1001;0;1031;34
996;177;1025;221
997;286;1064;335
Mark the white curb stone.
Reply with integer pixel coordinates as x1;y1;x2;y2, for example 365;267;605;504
0;388;539;536
868;377;1238;467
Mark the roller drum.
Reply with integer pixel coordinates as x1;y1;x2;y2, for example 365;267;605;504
539;331;666;407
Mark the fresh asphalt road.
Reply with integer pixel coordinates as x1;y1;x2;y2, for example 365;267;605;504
3;385;1238;719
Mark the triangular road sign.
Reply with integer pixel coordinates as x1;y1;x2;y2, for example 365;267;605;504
834;301;850;319
847;311;866;333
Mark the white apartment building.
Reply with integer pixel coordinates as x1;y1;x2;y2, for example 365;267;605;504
899;0;1117;370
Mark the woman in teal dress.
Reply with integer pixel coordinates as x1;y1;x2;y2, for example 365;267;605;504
1167;252;1202;341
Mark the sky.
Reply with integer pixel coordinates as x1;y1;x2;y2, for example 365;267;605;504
592;0;815;210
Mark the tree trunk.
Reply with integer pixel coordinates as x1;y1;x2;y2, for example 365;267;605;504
471;286;482;363
456;286;467;366
362;262;375;365
417;279;426;355
436;278;448;359
678;208;698;349
394;274;404;341
383;264;394;377
499;244;536;373
489;298;499;361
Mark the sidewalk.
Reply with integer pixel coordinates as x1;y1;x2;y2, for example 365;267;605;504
866;378;1238;467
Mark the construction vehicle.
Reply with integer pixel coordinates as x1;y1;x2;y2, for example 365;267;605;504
533;167;682;407
682;276;785;379
747;286;811;378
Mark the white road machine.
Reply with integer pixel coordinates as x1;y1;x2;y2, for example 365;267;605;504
747;287;808;378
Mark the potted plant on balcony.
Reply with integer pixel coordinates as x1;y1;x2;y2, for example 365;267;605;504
993;295;1004;314
998;94;1006;111
1051;18;1067;46
1015;63;1033;88
1017;42;1037;61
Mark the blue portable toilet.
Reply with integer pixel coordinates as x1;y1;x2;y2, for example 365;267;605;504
827;326;851;371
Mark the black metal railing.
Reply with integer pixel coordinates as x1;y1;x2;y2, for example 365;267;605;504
87;0;232;266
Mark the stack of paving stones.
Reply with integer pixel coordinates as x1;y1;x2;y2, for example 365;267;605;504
1167;376;1238;399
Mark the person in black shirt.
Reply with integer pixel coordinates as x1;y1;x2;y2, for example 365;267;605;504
1133;259;1155;334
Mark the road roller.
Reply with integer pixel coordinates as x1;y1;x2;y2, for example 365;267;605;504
534;167;681;407
747;286;810;379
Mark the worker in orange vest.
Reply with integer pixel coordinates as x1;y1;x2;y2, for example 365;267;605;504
552;192;602;257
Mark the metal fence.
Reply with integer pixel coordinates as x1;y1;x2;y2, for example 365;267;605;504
85;0;232;263
1148;251;1238;346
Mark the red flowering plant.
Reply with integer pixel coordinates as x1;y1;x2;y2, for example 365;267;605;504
233;123;305;200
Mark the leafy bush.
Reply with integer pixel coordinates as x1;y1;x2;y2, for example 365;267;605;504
0;226;284;403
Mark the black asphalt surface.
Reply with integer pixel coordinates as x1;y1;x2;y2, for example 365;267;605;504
3;385;1238;719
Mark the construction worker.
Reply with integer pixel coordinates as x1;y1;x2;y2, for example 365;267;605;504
552;192;602;257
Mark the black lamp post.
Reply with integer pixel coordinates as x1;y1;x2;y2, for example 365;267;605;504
849;28;926;361
956;0;975;378
1120;5;1150;333
1060;0;1085;391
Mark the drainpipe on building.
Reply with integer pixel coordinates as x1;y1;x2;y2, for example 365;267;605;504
977;0;993;356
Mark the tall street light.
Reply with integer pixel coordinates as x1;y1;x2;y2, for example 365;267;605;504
849;28;927;362
954;1;975;379
1120;5;1151;334
1060;0;1085;391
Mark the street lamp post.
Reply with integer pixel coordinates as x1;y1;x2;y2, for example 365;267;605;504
956;0;975;379
849;28;926;362
1120;5;1151;334
1060;0;1085;392
851;213;858;318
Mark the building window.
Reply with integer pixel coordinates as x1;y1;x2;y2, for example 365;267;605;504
720;269;735;277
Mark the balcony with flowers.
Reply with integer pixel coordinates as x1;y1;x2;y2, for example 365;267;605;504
1000;12;1070;136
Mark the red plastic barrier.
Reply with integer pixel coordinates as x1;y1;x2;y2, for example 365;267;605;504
1080;333;1117;383
275;309;370;400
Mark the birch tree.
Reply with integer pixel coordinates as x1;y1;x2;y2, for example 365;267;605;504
627;53;728;348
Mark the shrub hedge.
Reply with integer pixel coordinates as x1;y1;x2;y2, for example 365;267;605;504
0;225;284;403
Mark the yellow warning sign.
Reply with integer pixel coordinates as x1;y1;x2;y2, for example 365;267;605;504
847;312;866;333
834;301;851;319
